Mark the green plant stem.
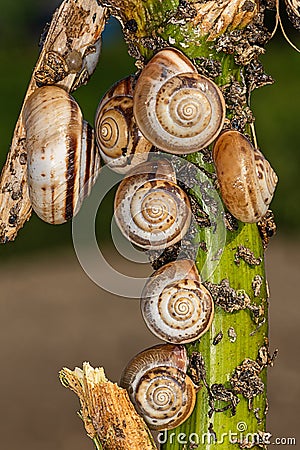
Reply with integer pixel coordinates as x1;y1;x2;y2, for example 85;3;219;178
162;223;268;449
102;1;271;448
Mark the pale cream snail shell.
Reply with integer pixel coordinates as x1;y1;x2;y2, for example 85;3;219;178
23;85;100;224
95;76;152;172
133;48;226;154
114;159;192;249
141;260;214;343
120;343;197;430
212;130;278;223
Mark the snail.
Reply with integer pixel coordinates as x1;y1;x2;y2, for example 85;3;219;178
23;85;100;224
95;76;152;172
114;159;192;249
212;130;278;223
120;343;197;430
133;48;226;154
35;37;102;88
141;260;214;343
35;50;79;86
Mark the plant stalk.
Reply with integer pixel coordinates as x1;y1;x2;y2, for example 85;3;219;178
101;1;274;449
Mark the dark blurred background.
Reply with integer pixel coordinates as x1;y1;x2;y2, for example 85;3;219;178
0;1;299;449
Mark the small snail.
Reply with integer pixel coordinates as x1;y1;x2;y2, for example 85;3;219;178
35;51;73;86
95;76;152;172
23;85;100;224
35;38;101;88
114;159;191;249
82;38;102;79
212;130;278;223
120;344;197;430
141;260;214;343
133;48;226;154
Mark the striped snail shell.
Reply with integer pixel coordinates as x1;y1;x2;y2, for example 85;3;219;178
95;76;152;173
285;0;300;18
120;344;197;430
114;159;192;249
212;130;278;223
133;48;226;154
141;260;214;343
284;0;300;30
23;85;100;224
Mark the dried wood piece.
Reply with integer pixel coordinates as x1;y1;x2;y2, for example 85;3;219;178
59;363;157;450
0;0;107;243
192;0;259;40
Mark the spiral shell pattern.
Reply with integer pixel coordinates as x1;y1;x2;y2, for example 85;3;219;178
212;130;278;223
192;0;259;40
133;48;226;154
114;160;191;249
141;260;214;343
120;344;196;430
95;76;152;172
23;85;100;224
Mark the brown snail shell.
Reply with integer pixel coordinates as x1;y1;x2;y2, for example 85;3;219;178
120;344;197;430
23;85;100;224
141;260;214;343
95;76;152;172
212;130;278;223
133;48;226;154
114;160;192;249
192;0;259;40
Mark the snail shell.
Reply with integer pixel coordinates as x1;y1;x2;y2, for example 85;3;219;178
63;50;83;74
23;85;100;224
141;260;214;343
133;48;226;154
120;344;197;430
83;37;102;78
95;76;152;172
212;130;278;223
114;160;191;249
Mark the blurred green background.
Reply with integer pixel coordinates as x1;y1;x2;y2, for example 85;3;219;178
0;0;299;260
